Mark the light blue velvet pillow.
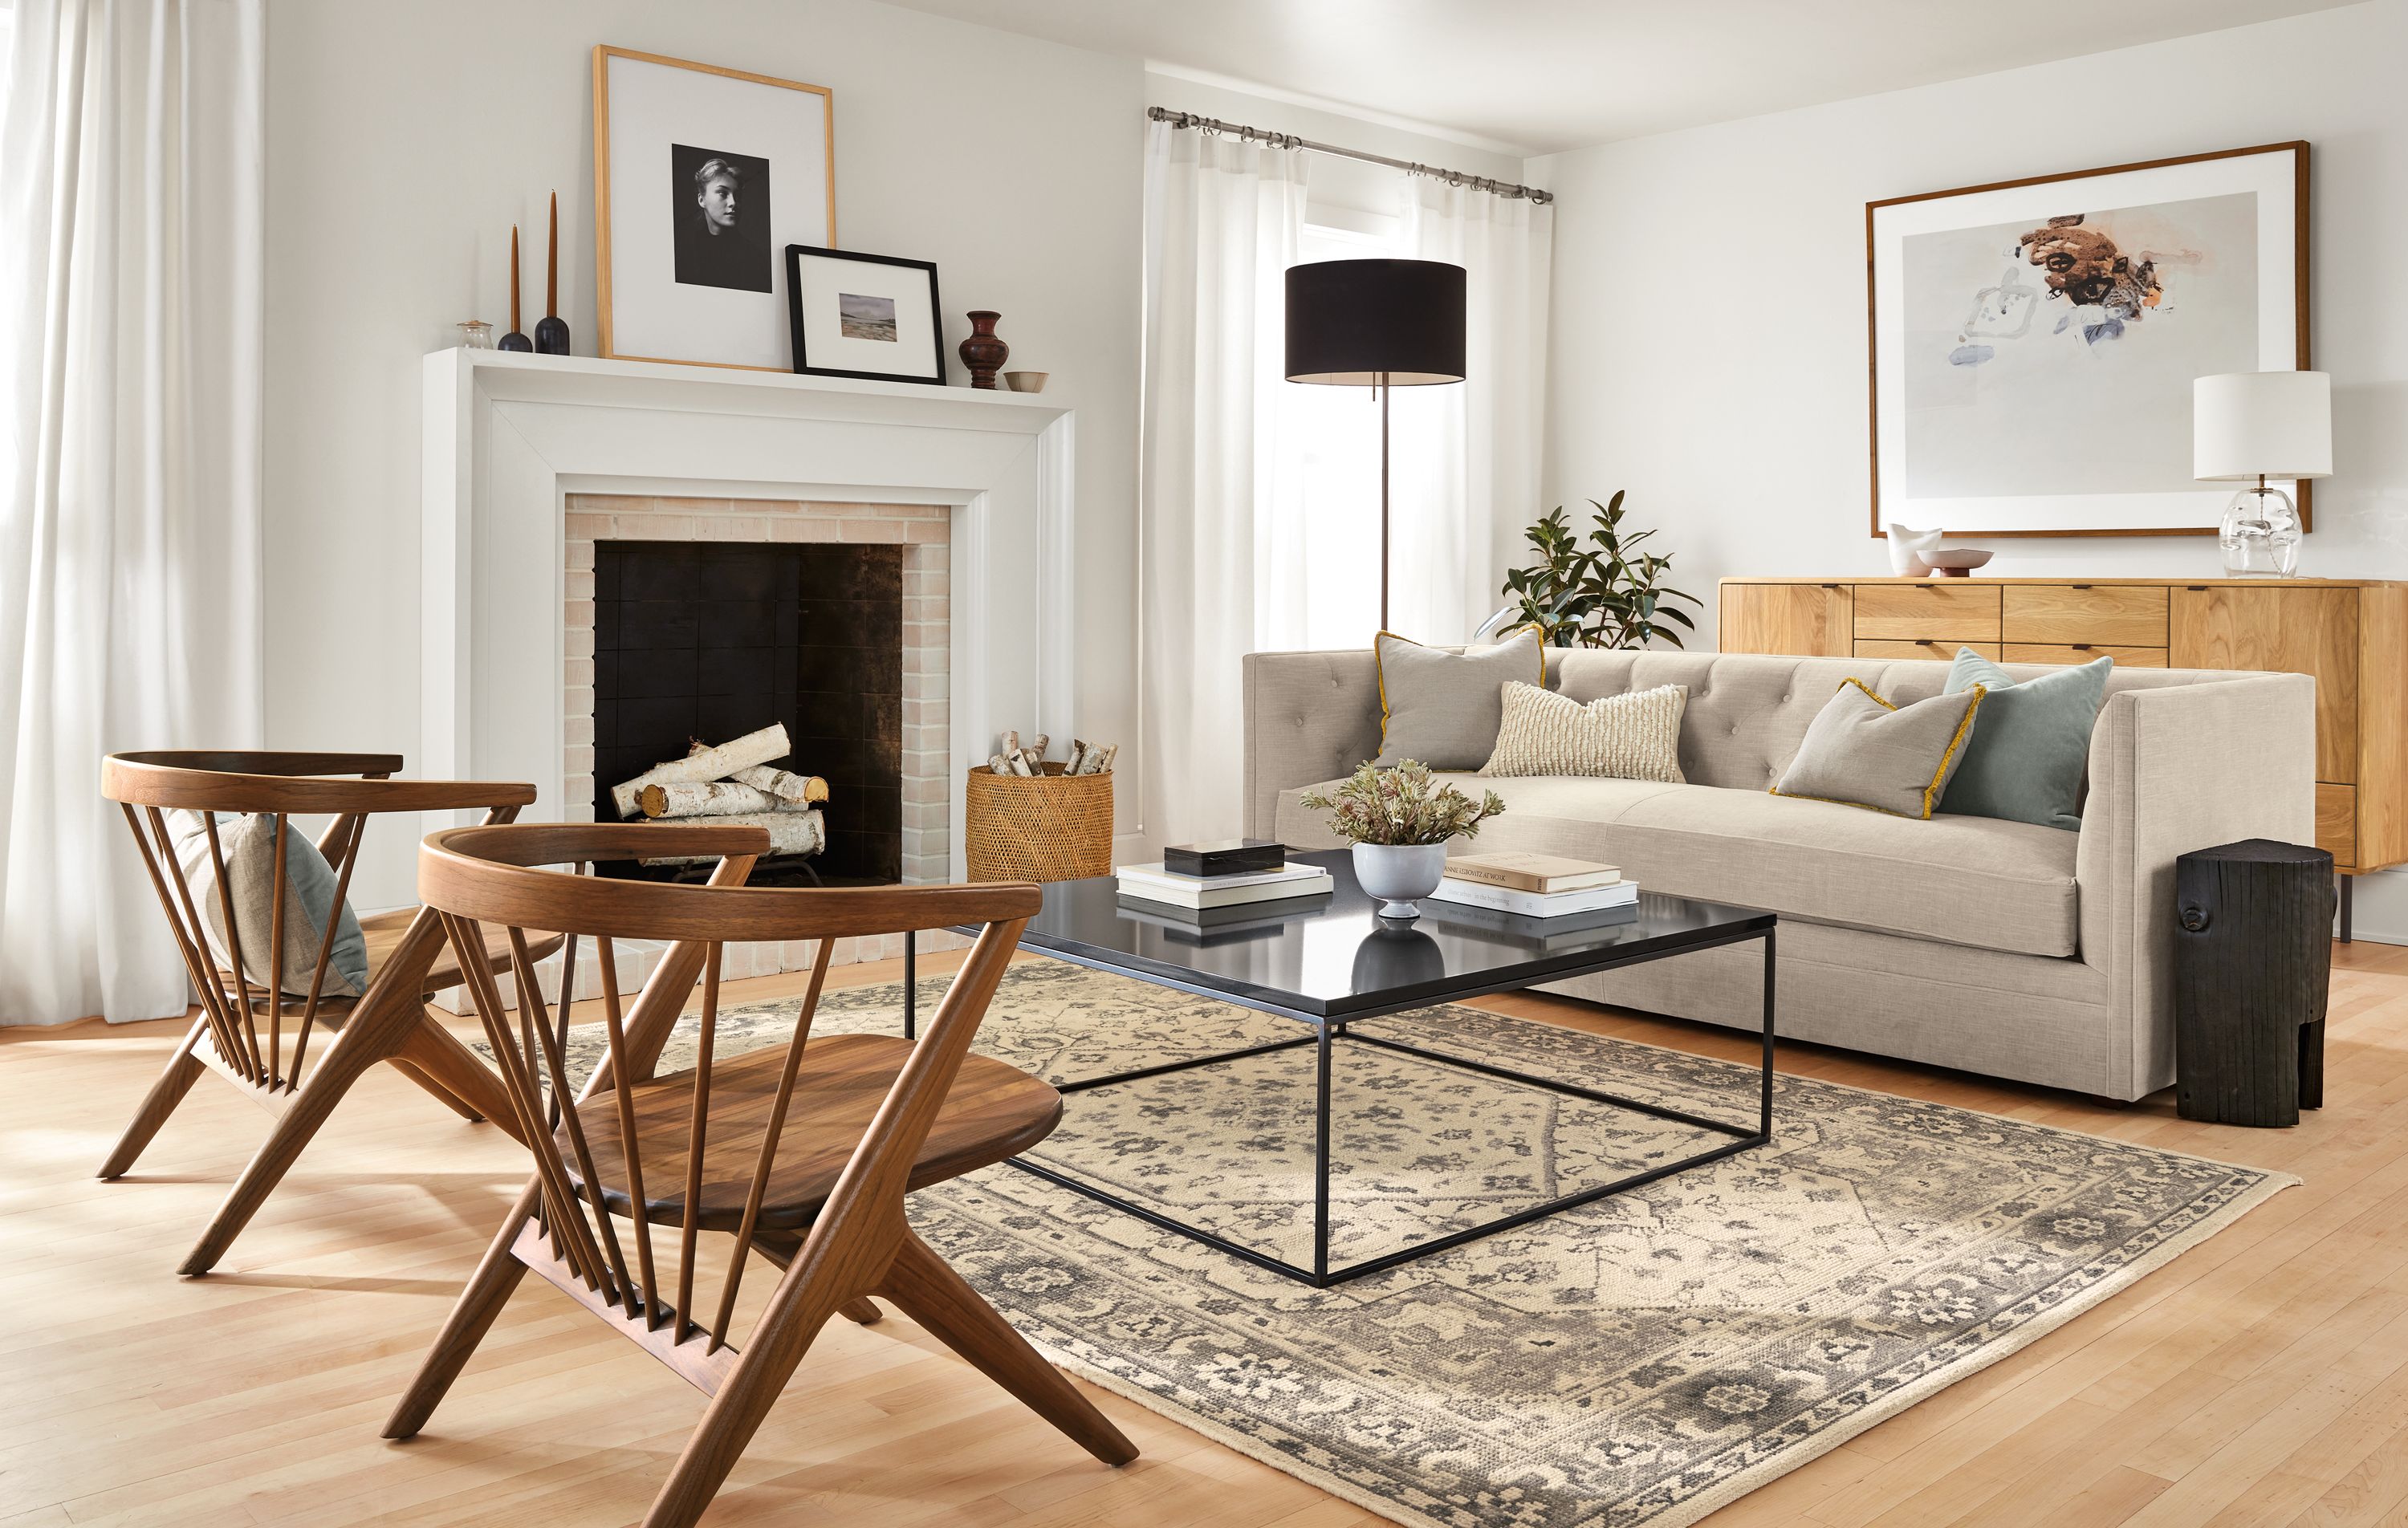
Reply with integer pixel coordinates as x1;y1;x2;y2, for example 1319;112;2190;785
1939;648;2112;831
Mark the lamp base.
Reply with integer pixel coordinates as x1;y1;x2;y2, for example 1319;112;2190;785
2220;483;2300;578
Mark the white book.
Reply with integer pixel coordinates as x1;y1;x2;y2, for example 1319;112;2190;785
1113;870;1335;909
1425;876;1638;918
1116;861;1330;893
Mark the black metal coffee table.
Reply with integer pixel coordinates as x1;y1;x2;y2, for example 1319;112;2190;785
911;850;1777;1287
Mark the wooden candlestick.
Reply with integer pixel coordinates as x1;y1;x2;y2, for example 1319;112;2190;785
498;223;532;351
534;191;571;355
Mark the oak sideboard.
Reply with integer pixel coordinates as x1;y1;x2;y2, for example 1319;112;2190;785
1719;576;2407;929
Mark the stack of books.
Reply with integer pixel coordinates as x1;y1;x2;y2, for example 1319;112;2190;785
1428;851;1637;919
1116;839;1332;922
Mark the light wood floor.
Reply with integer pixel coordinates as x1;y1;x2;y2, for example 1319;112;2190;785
6;941;2407;1527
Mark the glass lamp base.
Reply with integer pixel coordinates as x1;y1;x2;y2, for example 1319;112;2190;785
2219;485;2300;578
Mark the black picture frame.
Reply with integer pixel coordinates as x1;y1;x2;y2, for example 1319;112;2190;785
784;245;947;385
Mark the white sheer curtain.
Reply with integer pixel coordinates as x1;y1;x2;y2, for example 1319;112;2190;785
1138;120;1305;848
0;0;266;1025
1392;177;1553;644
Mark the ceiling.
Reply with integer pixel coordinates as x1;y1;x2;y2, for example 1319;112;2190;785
884;0;2357;156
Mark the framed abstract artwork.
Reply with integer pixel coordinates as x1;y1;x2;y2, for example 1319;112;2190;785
592;46;836;371
1867;141;2308;537
785;246;946;385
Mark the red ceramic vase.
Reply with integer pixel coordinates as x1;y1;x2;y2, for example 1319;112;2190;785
958;310;1009;389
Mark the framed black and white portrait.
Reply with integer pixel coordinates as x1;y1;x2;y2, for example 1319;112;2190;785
593;46;834;370
786;246;946;385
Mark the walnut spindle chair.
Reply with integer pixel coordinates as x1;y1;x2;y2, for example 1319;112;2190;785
98;751;563;1275
384;823;1135;1526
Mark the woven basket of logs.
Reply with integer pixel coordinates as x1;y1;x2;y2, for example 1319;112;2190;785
964;762;1113;883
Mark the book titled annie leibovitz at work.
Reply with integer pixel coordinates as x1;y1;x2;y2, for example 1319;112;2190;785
1442;852;1621;895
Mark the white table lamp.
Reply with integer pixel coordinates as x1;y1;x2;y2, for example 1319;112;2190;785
2195;371;2330;577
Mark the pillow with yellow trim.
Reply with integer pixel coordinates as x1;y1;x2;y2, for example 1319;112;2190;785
1373;628;1546;770
1770;678;1986;820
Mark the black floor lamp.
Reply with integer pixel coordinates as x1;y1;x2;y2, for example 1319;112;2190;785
1283;258;1467;634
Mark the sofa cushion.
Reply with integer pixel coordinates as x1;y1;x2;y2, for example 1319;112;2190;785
1277;774;2079;959
1374;629;1546;770
1942;648;2111;831
1770;678;1986;820
1481;681;1686;782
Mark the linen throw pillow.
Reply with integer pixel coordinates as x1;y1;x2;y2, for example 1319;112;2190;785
1373;628;1546;770
171;811;372;998
1771;679;1987;820
1480;681;1686;782
1939;648;2113;831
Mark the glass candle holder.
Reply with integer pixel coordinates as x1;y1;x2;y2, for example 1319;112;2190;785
456;320;495;350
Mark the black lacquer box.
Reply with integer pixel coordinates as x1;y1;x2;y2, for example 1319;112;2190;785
1161;838;1287;878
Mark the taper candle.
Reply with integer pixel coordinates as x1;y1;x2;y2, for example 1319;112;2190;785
498;224;532;351
534;191;571;355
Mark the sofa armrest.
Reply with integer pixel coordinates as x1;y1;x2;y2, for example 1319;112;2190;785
2076;671;2316;1098
1241;650;1385;839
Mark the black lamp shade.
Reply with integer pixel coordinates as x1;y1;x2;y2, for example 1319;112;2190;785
1284;258;1466;386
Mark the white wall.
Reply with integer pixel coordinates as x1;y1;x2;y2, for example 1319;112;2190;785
263;0;1143;904
1533;0;2408;934
1535;0;2408;610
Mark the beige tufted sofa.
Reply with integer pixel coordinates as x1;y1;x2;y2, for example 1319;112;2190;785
1243;648;2315;1101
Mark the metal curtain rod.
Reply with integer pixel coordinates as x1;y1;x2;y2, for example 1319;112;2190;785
1145;105;1553;205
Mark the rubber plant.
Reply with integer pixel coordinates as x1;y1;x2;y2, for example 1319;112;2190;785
1500;491;1700;648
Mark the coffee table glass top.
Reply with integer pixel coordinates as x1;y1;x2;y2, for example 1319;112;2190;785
1012;850;1772;1022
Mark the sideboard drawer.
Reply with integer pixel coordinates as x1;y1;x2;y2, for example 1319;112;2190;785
2319;783;2357;868
1853;583;2002;641
1999;643;2169;668
2001;584;2169;646
1855;639;1999;661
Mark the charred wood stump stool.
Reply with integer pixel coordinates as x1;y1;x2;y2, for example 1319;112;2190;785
2174;839;2336;1127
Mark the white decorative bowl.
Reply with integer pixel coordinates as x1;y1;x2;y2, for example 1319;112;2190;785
1352;843;1449;920
1924;548;1994;578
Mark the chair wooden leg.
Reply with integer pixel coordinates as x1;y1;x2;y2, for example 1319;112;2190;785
878;1230;1137;1467
387;1057;485;1123
393;1011;520;1134
384;1179;540;1440
176;992;421;1276
838;1297;883;1325
642;1273;852;1528
97;1017;210;1180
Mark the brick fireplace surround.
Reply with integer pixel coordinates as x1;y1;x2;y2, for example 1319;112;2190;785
562;492;958;980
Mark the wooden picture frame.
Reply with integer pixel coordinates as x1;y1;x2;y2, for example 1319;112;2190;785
785;246;947;386
593;45;836;372
1866;140;2309;538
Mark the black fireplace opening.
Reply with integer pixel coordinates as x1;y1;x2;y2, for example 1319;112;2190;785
592;539;904;885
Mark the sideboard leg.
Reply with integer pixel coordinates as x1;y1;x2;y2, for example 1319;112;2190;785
2339;872;2353;945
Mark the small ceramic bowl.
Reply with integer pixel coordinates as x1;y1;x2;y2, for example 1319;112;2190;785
1924;548;1994;578
1003;371;1048;393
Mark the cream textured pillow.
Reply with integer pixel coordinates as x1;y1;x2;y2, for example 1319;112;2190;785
1480;681;1686;782
1770;679;1987;820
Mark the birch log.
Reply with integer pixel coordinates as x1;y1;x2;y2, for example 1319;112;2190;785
610;724;791;817
641;781;777;818
638;810;824;865
729;765;830;804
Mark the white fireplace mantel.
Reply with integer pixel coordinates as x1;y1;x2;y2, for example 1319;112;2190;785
421;347;1076;877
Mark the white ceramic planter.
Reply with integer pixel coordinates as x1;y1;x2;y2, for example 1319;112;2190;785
1352;842;1449;921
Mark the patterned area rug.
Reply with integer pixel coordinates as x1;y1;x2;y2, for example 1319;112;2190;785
516;960;2292;1528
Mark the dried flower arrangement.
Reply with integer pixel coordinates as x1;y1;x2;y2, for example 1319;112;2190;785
1298;760;1507;847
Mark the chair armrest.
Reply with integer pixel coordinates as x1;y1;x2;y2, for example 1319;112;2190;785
1242;650;1385;839
2076;671;2316;1097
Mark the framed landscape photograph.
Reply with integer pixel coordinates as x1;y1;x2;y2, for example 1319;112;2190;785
1868;141;2308;537
785;245;946;385
593;46;835;371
